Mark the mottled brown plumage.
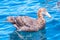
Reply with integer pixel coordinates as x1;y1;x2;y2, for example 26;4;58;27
7;8;51;31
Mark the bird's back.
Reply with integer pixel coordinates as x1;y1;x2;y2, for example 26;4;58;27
17;16;36;26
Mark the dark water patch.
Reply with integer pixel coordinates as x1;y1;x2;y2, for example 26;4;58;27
54;24;60;30
46;29;59;38
14;0;26;2
54;16;60;18
30;1;39;4
8;3;26;6
26;12;37;18
19;14;27;16
0;0;10;3
0;15;8;18
55;12;60;15
0;7;8;9
27;2;39;6
26;8;34;11
46;19;58;25
0;0;4;2
47;4;55;8
0;14;16;16
46;19;60;28
27;0;40;6
10;32;21;40
38;0;46;3
49;11;57;14
0;1;26;6
27;4;34;7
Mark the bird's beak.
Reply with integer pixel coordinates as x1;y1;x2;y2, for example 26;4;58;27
44;11;52;18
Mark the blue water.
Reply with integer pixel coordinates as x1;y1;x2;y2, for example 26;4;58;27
0;0;60;40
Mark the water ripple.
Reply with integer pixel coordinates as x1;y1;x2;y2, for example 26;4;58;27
0;0;60;40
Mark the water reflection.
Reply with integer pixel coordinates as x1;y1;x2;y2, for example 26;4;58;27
40;27;46;40
10;27;46;40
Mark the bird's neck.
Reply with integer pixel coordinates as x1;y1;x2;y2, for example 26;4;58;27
37;14;44;24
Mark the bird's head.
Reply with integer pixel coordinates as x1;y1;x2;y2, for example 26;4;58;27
38;8;51;18
7;16;15;24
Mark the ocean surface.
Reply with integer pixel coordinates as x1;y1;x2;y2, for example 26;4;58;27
0;0;60;40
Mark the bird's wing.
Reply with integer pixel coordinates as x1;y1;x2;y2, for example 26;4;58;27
14;16;40;31
21;16;34;26
20;16;40;31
